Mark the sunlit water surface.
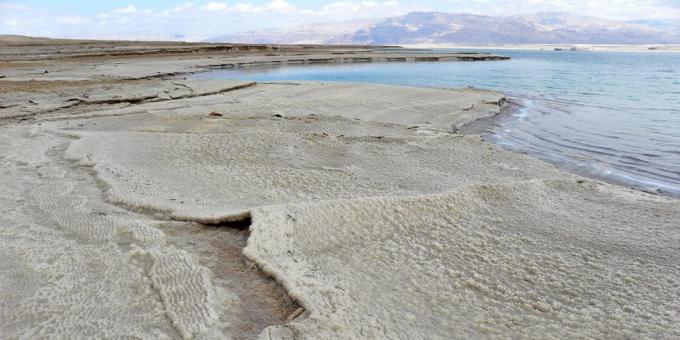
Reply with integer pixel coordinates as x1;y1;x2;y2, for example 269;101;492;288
192;50;680;196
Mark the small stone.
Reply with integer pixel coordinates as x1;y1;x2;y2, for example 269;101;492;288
208;111;223;117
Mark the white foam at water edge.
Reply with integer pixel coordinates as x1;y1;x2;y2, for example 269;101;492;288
596;165;680;196
512;98;532;118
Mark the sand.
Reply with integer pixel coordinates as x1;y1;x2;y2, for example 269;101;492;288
1;39;679;339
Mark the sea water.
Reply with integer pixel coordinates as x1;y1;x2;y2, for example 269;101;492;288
191;50;680;196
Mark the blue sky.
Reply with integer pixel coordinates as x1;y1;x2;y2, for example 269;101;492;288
2;0;679;40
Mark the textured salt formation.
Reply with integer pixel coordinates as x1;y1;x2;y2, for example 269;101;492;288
61;125;561;222
3;78;680;339
247;180;680;339
0;127;235;338
3;81;511;339
51;81;680;339
0;79;255;120
49;82;520;222
186;82;505;133
162;223;302;339
29;82;504;131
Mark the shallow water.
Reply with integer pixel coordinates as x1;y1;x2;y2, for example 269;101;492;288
191;50;680;196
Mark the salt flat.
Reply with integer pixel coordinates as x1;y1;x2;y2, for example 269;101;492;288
1;39;678;339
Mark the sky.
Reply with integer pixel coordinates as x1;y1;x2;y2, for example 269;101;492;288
1;0;679;40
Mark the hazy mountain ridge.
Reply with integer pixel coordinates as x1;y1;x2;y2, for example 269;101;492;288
209;12;679;45
210;19;380;44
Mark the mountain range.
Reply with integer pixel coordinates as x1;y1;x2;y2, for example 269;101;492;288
208;12;679;45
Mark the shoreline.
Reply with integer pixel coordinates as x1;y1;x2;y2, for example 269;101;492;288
0;37;507;83
402;43;680;53
461;98;680;198
1;39;679;339
188;58;680;199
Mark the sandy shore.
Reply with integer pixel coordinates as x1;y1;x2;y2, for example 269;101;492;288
1;38;679;339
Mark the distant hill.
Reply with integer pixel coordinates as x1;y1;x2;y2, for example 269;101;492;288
209;12;679;45
0;35;64;44
625;19;680;32
209;19;381;45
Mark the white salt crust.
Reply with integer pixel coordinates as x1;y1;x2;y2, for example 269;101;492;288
2;82;679;339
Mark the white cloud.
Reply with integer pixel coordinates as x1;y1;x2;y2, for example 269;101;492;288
202;2;228;11
201;0;294;14
309;0;408;20
113;5;137;14
2;18;20;27
172;2;195;12
231;3;255;13
264;0;295;13
57;16;90;25
319;1;382;15
0;3;31;11
227;0;295;14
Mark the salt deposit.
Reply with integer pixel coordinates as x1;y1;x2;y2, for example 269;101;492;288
248;179;680;338
1;44;679;339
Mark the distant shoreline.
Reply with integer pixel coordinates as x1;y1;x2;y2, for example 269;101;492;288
402;43;680;53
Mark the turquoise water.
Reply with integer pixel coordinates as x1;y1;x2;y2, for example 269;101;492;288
192;50;680;196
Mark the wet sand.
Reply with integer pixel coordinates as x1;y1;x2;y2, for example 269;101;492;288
1;38;679;339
